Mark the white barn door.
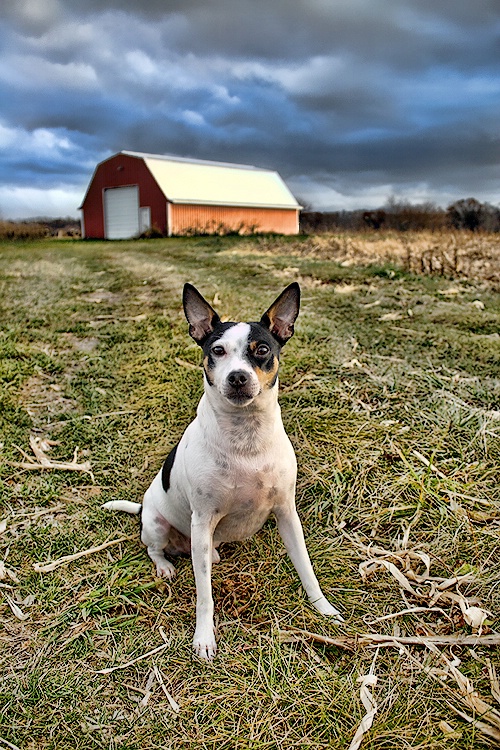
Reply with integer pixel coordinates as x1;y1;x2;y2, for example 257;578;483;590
104;186;140;239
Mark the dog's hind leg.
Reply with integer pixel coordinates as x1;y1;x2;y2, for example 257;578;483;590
141;499;177;579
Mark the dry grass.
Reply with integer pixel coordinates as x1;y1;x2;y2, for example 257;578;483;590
0;234;499;749
242;230;500;286
0;221;47;241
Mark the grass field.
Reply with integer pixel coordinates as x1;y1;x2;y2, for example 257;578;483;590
0;234;499;749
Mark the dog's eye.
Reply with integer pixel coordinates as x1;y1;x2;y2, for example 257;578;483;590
255;344;270;357
211;345;225;356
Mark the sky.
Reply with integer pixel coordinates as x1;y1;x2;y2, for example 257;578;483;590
1;0;499;219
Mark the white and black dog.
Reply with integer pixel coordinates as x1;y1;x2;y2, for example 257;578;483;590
104;282;343;659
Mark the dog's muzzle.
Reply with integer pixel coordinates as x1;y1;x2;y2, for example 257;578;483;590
224;369;258;404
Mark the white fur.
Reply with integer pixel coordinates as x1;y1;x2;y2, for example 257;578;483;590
102;500;141;514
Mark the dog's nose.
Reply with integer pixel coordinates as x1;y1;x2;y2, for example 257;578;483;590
228;370;248;387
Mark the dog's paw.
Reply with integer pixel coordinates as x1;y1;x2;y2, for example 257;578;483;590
193;629;217;661
155;560;176;579
311;596;345;623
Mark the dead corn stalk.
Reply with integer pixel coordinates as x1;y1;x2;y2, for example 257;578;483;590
342;528;492;633
9;436;94;480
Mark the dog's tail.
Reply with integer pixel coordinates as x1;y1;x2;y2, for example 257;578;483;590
102;500;142;514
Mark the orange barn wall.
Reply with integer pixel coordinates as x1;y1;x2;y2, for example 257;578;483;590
169;204;299;235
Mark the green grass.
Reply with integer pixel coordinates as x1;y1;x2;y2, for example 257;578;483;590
0;235;499;749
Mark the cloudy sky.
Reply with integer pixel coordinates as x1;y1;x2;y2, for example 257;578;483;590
1;0;499;219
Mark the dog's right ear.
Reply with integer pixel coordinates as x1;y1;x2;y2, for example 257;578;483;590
183;284;221;345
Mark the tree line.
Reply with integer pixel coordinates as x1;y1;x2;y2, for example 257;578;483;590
300;198;500;233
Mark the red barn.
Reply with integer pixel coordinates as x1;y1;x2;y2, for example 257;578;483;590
79;151;301;238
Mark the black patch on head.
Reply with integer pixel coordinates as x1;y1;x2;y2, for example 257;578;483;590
247;323;281;383
161;444;178;493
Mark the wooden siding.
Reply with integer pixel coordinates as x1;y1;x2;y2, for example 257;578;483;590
81;154;167;238
169;203;299;235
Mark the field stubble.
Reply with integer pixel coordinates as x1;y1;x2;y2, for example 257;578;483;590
262;230;500;286
0;233;499;749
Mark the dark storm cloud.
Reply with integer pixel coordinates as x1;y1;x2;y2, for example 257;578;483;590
1;0;499;217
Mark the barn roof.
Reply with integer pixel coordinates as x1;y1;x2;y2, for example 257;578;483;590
118;151;300;210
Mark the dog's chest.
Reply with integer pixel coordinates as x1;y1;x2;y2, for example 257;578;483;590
177;393;297;543
212;463;286;542
210;460;291;543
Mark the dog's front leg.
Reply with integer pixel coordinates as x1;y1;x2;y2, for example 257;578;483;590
275;507;344;623
191;512;218;660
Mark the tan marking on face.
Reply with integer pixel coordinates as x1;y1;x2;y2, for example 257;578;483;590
255;357;279;388
203;354;214;385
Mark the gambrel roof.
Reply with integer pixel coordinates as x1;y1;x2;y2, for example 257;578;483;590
118;151;300;209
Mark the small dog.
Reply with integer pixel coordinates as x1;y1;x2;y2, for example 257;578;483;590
104;282;343;659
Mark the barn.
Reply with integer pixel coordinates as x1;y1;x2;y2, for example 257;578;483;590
79;151;301;239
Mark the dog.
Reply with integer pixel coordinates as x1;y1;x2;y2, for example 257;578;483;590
103;282;343;659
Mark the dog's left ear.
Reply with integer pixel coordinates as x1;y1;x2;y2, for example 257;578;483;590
260;282;300;345
183;283;221;345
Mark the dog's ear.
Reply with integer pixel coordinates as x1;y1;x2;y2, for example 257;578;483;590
260;282;300;345
183;284;221;344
